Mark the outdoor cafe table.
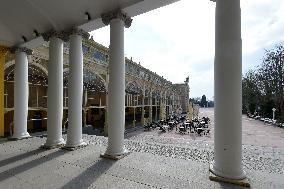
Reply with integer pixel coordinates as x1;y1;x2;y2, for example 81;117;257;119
162;125;169;130
184;123;190;129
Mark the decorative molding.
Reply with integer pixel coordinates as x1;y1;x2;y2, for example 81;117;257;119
42;28;89;47
66;28;90;39
10;46;33;55
101;9;132;28
42;30;69;42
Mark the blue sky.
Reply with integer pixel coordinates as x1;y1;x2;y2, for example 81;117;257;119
91;0;284;100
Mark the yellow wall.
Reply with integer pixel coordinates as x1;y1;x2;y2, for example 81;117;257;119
0;46;8;137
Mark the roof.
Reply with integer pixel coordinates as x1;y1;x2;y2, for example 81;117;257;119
0;0;179;49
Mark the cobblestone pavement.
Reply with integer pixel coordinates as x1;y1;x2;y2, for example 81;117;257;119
0;108;283;189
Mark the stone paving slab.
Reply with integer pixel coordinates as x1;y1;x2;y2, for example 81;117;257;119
0;134;284;189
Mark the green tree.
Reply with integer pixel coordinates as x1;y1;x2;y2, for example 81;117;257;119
200;95;207;107
259;44;284;121
242;43;284;121
242;70;261;114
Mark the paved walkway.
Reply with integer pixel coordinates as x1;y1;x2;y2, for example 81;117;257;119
128;108;284;148
0;108;283;189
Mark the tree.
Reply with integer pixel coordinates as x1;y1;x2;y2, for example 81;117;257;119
259;44;284;121
242;70;261;114
242;43;284;122
200;95;207;107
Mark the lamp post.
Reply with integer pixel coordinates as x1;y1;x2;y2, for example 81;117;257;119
272;108;276;121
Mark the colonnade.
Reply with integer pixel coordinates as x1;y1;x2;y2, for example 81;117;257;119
2;0;246;183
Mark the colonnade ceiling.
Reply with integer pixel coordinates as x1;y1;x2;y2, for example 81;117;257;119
0;0;180;47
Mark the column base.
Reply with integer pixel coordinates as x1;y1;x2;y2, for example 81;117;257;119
62;141;87;151
209;164;250;187
100;149;130;160
9;132;31;141
42;139;65;149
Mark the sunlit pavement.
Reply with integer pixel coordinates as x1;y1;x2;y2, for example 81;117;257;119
0;109;284;189
128;108;284;148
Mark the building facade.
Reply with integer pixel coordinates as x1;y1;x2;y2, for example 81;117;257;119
3;38;189;136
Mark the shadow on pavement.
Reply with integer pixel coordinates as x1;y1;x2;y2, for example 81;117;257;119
0;148;46;168
0;149;69;182
60;158;115;189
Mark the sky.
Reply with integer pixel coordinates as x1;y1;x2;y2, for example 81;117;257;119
90;0;284;100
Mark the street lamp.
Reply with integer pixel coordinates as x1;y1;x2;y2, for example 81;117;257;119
272;108;276;121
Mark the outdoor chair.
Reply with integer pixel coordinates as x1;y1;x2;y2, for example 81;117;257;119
158;125;167;132
178;125;187;134
144;124;152;131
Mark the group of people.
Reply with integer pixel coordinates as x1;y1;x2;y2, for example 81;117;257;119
143;115;211;136
177;117;210;135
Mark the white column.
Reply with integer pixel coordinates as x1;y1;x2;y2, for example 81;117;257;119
101;10;132;157
66;33;86;148
104;74;109;136
149;93;153;122
210;0;245;180
141;94;145;125
64;88;67;107
84;90;88;106
106;18;126;154
133;107;136;127
36;85;39;107
44;36;65;147
155;97;158;121
12;49;30;139
136;95;138;106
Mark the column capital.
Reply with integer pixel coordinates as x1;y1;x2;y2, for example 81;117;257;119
10;47;33;55
42;30;69;42
0;46;9;56
66;28;90;39
101;9;132;28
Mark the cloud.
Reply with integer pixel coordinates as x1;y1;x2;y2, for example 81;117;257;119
91;0;284;99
